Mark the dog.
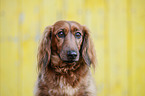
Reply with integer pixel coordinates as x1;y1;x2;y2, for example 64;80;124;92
35;20;96;96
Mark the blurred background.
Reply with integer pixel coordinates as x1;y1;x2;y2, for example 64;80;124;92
0;0;145;96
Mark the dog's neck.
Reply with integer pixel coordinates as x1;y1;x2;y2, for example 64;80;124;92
43;58;89;87
51;62;81;74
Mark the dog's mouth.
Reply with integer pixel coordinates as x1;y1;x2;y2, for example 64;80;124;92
63;60;76;63
59;55;79;64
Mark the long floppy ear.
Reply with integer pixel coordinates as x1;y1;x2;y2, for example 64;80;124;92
37;26;52;71
81;26;96;68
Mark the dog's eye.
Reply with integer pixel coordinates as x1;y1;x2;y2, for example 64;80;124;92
57;30;65;38
75;32;81;39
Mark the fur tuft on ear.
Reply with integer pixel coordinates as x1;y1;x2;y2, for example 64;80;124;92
37;26;52;72
81;26;96;68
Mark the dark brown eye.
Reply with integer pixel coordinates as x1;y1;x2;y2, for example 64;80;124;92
75;32;81;39
57;30;65;38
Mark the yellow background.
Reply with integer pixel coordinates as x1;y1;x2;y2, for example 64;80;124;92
0;0;145;96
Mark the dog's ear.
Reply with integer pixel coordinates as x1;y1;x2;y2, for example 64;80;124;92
81;26;96;68
37;26;52;71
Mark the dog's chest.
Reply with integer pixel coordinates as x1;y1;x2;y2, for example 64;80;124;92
60;79;79;95
48;78;79;96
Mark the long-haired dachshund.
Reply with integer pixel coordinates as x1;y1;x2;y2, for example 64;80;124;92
35;20;96;96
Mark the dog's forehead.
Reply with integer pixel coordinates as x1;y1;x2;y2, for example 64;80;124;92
53;21;68;28
69;21;82;29
53;21;82;30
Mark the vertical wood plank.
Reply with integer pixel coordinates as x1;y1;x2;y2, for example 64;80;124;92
89;0;105;96
104;0;111;95
56;0;66;20
65;0;84;23
131;0;145;96
0;0;19;96
20;0;40;95
127;0;133;96
108;0;128;95
39;0;58;30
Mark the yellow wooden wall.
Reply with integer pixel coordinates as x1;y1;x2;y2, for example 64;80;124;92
0;0;145;96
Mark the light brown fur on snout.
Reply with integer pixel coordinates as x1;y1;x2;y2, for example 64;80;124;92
35;20;96;96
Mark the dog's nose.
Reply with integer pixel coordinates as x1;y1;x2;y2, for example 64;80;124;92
67;50;77;59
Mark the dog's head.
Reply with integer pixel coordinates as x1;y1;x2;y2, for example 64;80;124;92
38;20;96;71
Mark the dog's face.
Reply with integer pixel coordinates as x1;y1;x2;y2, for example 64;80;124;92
38;20;96;71
51;21;83;63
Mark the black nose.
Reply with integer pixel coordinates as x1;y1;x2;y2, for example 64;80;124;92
67;50;77;59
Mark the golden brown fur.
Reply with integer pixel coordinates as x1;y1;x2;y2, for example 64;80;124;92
35;20;96;96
